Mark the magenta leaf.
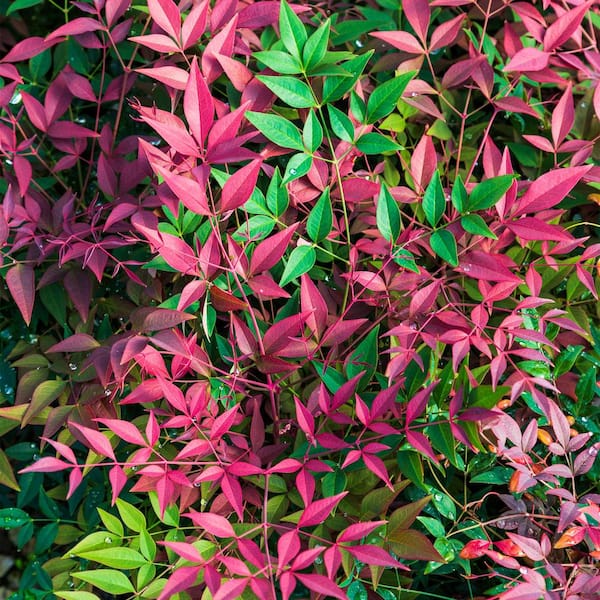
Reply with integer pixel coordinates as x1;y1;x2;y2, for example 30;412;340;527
298;492;347;528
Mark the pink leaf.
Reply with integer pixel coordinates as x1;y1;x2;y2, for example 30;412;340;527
248;273;290;300
429;14;464;51
250;224;299;275
109;465;127;505
277;530;300;569
345;544;402;567
159;541;202;562
295;574;346;600
514;166;591;215
47;334;100;353
321;318;368;347
406;382;437;425
300;275;327;339
459;251;522;283
298;492;347;527
148;0;181;40
552;84;574;148
1;37;57;63
506;533;545;561
220;159;262;213
543;2;592;51
504;48;550;72
338;521;386;543
370;30;423;54
495;96;541;118
184;58;214;148
6;264;35;325
135;66;189;90
46;17;105;41
294;398;315;440
213;578;248;600
262;312;308;355
403;0;430;42
410;135;436;192
157;566;201;600
69;422;115;460
20;457;71;473
184;511;235;538
96;419;147;446
508;217;572;242
128;33;181;53
182;0;208;49
210;405;239;439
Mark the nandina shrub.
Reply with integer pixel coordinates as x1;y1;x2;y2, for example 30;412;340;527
1;0;600;599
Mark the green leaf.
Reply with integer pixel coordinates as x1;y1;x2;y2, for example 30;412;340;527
6;0;43;15
34;521;58;554
467;174;515;211
0;449;20;491
376;184;401;243
233;215;276;242
139;527;157;561
422;171;445;227
430;488;456;520
430;229;458;267
97;508;124;537
303;110;323;153
355;133;402;154
280;246;316;287
266;168;289;216
253;50;302;74
55;593;102;600
257;75;315;108
302;19;330;70
116;498;146;533
245;111;304;151
279;0;307;60
282;153;313;183
39;282;67;326
307;188;333;243
71;570;135;595
0;507;30;528
77;547;147;569
322;51;373;102
327;105;354;142
350;90;366;123
346;325;379;390
460;214;497;239
366;71;415;124
66;532;121;556
451;175;467;213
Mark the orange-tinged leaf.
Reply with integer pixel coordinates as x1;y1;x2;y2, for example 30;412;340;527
0;449;20;491
554;526;586;549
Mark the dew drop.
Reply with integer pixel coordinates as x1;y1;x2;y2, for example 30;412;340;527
519;567;528;575
104;388;111;397
588;446;598;456
289;169;297;175
67;581;74;588
314;557;323;565
463;264;471;273
434;494;443;501
68;362;77;371
355;40;364;48
580;102;587;109
104;537;112;544
194;482;201;487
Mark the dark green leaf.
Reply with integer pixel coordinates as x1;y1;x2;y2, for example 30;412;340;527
346;325;379;390
34;522;58;555
257;75;316;108
327;105;354;142
422;171;445;227
307;188;333;243
280;246;316;286
278;0;307;59
302;19;330;71
0;507;30;528
322;51;373;102
366;71;415;123
451;175;467;213
282;153;313;183
350;90;366;123
376;184;401;242
6;0;43;15
430;229;458;266
460;214;497;239
245;111;304;151
303;110;323;153
467;174;515;211
254;50;302;74
266;168;289;216
355;132;402;154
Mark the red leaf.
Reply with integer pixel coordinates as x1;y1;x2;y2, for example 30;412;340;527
220;159;262;213
210;405;239;439
514;166;591;215
132;307;196;332
459;251;522;283
298;492;347;528
506;533;545;561
159;541;203;562
429;14;464;51
6;264;35;325
182;0;208;49
46;17;104;41
184;58;214;148
508;217;572;242
552;84;574;148
410;135;436;192
543;2;592;51
47;334;100;353
403;0;430;42
277;530;300;570
248;273;290;300
148;0;181;40
250;224;299;275
370;30;423;54
295;574;346;600
157;566;201;600
345;544;402;567
459;539;490;559
321;318;368;347
262;312;308;355
108;465;127;505
213;578;248;600
495;96;541;118
406;382;437;425
96;419;147;446
69;422;115;460
135;66;189;90
184;510;235;538
129;33;181;53
300;275;327;338
294;397;315;440
504;48;550;72
1;37;57;63
19;457;71;473
337;521;386;543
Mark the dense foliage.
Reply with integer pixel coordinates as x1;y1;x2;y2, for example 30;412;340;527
1;0;600;598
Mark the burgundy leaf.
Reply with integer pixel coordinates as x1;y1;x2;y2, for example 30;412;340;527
47;334;100;353
6;264;35;325
184;58;214;148
504;48;550;72
295;574;346;600
220;159;262;213
543;2;592;52
46;17;105;41
250;224;299;275
403;0;430;42
298;492;347;528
